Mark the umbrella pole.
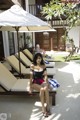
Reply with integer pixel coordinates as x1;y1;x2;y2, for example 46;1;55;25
15;27;21;78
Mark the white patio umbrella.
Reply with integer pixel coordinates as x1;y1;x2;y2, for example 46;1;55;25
0;5;52;31
0;5;52;77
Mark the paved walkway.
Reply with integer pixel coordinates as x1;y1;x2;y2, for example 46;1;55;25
0;61;80;120
52;61;80;120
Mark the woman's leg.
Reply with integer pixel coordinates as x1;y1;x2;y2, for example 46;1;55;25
44;86;51;115
39;88;45;112
42;83;50;107
32;84;45;112
44;86;50;107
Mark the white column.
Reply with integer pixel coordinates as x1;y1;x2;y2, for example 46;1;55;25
2;31;9;57
32;33;35;47
25;0;29;12
25;0;35;47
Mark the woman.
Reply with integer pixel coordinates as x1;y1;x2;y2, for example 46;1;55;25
29;52;51;117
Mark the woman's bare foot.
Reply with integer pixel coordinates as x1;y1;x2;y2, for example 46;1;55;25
42;107;48;117
42;111;48;117
46;105;51;115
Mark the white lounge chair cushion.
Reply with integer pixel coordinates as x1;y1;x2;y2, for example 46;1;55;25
44;58;54;62
6;55;30;75
0;63;17;91
11;79;29;91
0;63;30;91
45;62;55;67
16;52;32;66
23;49;33;60
47;68;56;75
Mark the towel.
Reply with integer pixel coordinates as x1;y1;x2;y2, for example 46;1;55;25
48;78;60;91
44;60;49;64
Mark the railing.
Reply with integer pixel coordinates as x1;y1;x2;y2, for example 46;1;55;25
48;20;68;27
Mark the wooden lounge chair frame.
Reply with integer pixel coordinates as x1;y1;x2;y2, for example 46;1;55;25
0;63;56;106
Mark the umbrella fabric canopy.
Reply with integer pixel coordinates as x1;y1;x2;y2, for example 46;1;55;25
0;5;52;31
0;5;52;77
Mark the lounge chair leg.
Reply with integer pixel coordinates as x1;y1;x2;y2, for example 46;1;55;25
52;93;56;106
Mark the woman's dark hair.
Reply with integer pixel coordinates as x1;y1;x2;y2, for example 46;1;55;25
33;52;45;65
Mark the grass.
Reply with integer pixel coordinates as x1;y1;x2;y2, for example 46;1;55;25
53;56;65;62
53;54;80;62
65;55;80;61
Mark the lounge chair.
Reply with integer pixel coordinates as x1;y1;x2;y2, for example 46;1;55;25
0;63;56;105
23;49;54;62
23;49;33;61
6;55;56;77
6;55;30;77
15;52;32;67
0;62;29;92
43;57;54;62
15;52;55;68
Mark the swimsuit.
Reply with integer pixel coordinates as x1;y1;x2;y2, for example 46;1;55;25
30;68;46;85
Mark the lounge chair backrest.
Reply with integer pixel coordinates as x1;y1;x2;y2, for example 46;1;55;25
0;63;17;91
6;55;55;76
6;55;29;74
23;49;33;61
16;52;32;66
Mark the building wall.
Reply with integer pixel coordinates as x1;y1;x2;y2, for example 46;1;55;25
68;26;80;47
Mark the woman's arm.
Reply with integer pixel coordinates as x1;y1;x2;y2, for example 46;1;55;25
43;66;48;83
